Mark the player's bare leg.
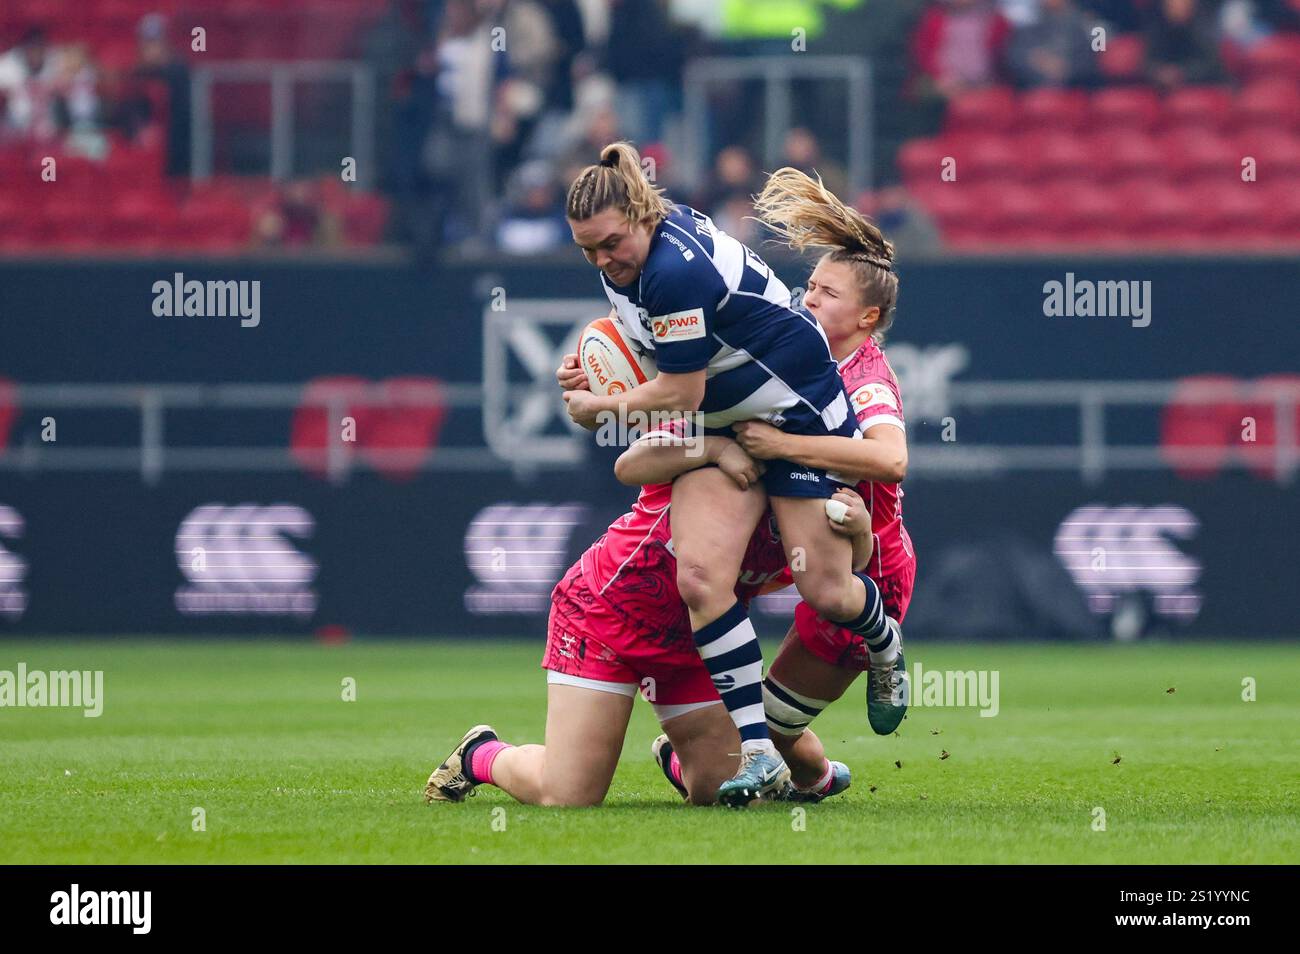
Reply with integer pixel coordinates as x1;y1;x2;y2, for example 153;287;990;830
769;495;908;735
655;701;740;806
425;683;634;807
765;623;858;799
671;467;788;804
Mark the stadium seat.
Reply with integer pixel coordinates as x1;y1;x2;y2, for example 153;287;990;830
960;133;1026;183
1235;80;1300;132
1161;86;1234;134
906;183;979;239
1182;181;1271;244
1237;34;1300;82
944;87;1018;135
1094;131;1167;183
1110;180;1196;243
1015;88;1089;133
896;137;950;186
1090;88;1161;131
1161;130;1243;182
1234;129;1300;181
1037;183;1127;246
1014;130;1099;182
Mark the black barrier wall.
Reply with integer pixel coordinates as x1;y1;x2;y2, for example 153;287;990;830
0;257;1297;638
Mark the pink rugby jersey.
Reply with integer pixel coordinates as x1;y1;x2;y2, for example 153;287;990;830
574;482;789;642
839;337;916;583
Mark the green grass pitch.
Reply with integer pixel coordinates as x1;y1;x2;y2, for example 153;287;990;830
1;639;1297;864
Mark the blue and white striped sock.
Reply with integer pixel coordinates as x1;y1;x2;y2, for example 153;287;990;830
692;600;769;746
838;572;899;667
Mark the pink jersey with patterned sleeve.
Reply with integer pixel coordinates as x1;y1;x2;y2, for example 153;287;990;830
838;338;916;589
567;482;787;653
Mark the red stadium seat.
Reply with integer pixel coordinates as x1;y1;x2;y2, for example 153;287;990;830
1037;183;1128;246
1161;86;1234;134
1237;34;1300;82
1181;181;1271;243
1234;129;1300;181
896;137;951;187
1015;88;1089;133
959;133;1026;183
1014;130;1099;182
1161;130;1243;182
1235;81;1300;132
944;87;1018;135
1089;88;1161;131
1093;131;1166;183
906;183;979;239
1110;180;1196;242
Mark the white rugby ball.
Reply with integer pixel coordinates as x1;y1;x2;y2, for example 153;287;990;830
578;316;657;396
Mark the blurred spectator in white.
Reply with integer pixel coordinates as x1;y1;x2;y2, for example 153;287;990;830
782;127;848;201
1145;0;1225;88
56;43;106;159
1220;0;1300;50
495;159;567;253
999;0;1042;26
910;0;1012;100
0;28;63;142
1008;0;1101;87
481;0;562;187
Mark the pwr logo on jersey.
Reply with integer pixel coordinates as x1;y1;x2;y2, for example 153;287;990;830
651;309;705;342
851;382;897;412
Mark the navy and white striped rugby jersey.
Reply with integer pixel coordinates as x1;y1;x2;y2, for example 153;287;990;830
600;204;851;435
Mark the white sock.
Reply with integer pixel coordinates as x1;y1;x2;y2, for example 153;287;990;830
867;618;901;668
740;738;776;758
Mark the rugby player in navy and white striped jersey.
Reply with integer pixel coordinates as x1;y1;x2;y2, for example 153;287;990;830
557;142;907;806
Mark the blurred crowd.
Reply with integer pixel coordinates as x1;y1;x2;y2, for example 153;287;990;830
366;0;1300;257
1;0;1298;256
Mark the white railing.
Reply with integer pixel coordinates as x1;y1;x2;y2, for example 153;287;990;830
681;55;872;195
1;379;1295;486
191;61;376;187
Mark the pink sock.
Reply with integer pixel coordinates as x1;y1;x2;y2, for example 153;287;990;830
470;740;511;785
799;760;834;795
668;752;685;787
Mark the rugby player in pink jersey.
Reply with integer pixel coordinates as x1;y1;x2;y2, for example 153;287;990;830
737;167;916;795
423;424;874;807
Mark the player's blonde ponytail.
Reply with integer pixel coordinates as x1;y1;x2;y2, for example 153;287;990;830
566;141;672;227
752;167;900;343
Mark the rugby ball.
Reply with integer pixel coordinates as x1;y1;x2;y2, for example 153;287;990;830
578;316;657;396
